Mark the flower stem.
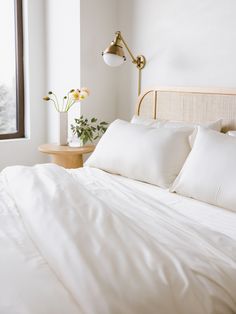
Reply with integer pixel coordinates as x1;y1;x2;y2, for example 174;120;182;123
50;93;59;111
67;100;76;111
50;98;59;112
53;93;60;111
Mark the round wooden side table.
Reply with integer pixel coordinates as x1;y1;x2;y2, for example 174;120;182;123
38;144;95;169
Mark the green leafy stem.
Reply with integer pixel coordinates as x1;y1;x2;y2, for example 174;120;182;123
71;116;108;145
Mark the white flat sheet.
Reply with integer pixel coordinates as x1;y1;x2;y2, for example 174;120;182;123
0;164;236;314
73;166;236;240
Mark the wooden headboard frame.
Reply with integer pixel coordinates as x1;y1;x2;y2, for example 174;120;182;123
135;87;236;132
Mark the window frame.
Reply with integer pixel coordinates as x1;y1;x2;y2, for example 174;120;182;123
0;0;24;140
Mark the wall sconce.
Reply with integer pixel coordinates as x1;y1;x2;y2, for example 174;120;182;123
102;31;146;95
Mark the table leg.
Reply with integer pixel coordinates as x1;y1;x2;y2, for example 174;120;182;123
50;154;83;169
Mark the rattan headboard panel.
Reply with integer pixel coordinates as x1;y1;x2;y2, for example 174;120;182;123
136;87;236;132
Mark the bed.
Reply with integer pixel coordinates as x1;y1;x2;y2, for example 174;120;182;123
1;87;236;314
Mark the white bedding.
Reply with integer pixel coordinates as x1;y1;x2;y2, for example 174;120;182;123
0;164;236;314
77;167;236;240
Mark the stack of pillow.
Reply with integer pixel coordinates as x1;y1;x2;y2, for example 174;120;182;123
86;116;236;212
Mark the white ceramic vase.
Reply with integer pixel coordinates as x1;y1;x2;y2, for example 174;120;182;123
68;134;84;147
58;111;68;145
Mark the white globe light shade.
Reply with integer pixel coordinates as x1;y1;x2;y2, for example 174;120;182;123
103;53;125;67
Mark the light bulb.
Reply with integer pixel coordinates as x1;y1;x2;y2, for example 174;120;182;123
103;53;125;67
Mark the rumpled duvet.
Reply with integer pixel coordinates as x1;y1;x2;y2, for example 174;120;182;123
1;164;236;314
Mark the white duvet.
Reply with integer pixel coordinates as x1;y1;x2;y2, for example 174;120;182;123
1;164;236;314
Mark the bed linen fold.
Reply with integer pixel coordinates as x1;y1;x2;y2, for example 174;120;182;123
0;174;80;314
2;164;236;314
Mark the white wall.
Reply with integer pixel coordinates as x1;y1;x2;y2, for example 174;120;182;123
46;0;118;145
80;0;118;123
45;0;81;143
117;0;236;120
0;0;47;170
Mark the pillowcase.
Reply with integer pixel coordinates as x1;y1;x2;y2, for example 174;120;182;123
227;130;236;137
85;119;192;188
131;115;222;132
163;119;222;131
130;115;166;127
131;115;222;147
170;127;236;212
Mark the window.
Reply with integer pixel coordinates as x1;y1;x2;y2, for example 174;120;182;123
0;0;24;140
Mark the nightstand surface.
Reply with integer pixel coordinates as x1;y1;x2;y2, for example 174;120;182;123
38;144;95;168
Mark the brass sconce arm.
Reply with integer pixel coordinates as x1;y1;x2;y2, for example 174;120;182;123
114;31;146;70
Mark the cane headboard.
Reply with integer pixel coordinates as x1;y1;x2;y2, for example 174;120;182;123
135;87;236;132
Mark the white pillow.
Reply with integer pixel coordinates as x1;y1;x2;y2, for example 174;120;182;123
227;130;236;137
130;115;166;127
86;119;192;188
163;119;222;131
131;115;222;147
131;115;222;132
171;127;236;212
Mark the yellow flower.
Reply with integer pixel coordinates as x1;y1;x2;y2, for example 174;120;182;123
79;88;90;100
71;90;80;101
81;87;90;95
